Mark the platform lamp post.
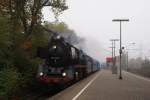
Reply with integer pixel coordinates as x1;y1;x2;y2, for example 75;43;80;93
110;39;119;74
112;19;129;80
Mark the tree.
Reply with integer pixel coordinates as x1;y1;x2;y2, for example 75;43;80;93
140;59;150;77
0;0;68;99
0;0;68;37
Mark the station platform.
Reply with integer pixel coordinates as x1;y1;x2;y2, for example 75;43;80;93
48;70;150;100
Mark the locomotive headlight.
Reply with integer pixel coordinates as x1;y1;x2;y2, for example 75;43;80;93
53;45;57;49
39;72;43;76
56;35;61;39
62;72;66;77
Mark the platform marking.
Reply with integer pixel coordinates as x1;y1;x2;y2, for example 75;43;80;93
72;72;100;100
124;71;150;82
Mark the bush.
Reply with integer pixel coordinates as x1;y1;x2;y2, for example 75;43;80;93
0;67;21;100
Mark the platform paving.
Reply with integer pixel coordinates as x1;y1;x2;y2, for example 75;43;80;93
48;70;150;100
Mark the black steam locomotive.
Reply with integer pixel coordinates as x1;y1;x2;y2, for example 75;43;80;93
37;31;100;86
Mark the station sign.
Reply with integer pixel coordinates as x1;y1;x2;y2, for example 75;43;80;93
106;57;113;62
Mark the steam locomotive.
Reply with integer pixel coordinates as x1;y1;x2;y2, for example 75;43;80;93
37;32;100;86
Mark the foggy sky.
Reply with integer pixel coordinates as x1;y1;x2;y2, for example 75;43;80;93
43;0;150;62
